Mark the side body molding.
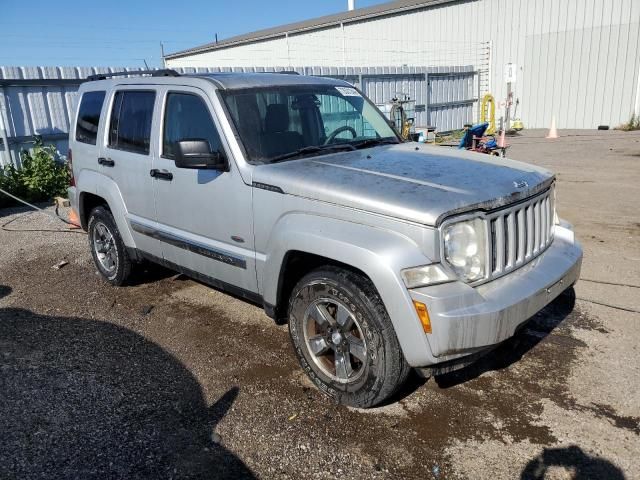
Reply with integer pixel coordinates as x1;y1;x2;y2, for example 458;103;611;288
260;213;439;366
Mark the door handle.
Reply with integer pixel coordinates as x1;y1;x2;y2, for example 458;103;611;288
98;157;115;167
150;169;173;181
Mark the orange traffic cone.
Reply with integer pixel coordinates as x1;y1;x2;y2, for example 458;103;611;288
546;116;559;139
68;208;81;229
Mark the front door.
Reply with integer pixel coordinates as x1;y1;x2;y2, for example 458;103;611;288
151;86;257;294
101;86;162;257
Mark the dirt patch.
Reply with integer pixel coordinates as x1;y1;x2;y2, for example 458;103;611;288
2;128;640;480
1;246;595;479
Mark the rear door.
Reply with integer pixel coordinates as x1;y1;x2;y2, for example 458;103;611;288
100;86;162;257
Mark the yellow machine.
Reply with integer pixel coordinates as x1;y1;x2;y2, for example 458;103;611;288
512;99;524;131
480;94;496;134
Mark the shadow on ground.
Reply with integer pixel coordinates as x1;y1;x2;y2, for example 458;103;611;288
126;260;177;286
0;285;254;480
521;445;626;479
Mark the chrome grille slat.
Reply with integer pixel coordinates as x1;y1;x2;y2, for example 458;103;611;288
544;201;548;245
526;205;533;258
487;187;554;281
506;212;516;269
533;201;541;255
516;209;525;263
545;197;551;244
494;216;505;273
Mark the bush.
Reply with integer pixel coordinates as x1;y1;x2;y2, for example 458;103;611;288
616;113;640;131
0;137;69;208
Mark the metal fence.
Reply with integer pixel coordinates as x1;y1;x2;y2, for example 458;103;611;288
0;65;476;167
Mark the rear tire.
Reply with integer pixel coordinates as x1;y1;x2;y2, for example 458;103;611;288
288;266;410;408
88;206;131;286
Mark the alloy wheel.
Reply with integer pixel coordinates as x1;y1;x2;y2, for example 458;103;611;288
303;298;368;383
92;221;117;274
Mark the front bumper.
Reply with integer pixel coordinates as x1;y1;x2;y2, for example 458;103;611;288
409;224;582;361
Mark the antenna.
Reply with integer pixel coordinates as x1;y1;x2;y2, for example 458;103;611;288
143;59;149;69
215;33;218;44
160;42;166;67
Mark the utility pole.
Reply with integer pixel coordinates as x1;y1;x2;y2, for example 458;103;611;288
160;42;166;68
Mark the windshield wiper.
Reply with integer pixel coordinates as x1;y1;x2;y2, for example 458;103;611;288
269;144;356;163
352;138;401;150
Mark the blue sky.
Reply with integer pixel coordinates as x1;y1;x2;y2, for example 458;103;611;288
0;0;387;67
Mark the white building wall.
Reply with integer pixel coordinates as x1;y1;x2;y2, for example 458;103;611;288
167;0;640;129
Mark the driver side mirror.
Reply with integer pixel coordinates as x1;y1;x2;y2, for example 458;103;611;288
175;139;226;170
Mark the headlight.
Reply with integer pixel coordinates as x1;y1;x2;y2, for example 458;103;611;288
401;264;453;288
443;218;487;283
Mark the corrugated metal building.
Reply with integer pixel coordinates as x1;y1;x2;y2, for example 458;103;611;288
165;0;640;130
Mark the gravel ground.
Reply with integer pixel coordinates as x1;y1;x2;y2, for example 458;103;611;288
1;129;638;479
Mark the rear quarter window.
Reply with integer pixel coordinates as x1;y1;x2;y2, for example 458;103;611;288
75;91;106;145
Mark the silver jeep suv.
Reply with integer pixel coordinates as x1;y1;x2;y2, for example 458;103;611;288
68;70;582;408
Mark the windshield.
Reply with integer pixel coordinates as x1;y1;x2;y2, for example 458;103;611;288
221;85;400;164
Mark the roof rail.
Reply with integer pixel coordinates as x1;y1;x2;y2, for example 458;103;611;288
86;69;180;81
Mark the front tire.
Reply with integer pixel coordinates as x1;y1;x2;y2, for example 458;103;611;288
288;266;409;408
88;206;131;286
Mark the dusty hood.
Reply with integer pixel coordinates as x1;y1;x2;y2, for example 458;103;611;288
252;143;554;226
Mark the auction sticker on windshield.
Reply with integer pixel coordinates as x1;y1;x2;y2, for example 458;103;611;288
335;86;361;97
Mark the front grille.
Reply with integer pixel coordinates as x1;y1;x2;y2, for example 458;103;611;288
487;187;554;280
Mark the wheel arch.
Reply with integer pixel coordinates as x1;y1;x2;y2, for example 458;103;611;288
261;214;438;366
78;191;108;230
75;170;135;248
271;250;370;321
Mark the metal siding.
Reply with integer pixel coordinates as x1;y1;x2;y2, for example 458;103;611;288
166;0;640;129
0;64;473;166
0;66;147;165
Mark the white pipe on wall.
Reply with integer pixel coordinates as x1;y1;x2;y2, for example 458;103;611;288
634;59;640;120
0;92;11;167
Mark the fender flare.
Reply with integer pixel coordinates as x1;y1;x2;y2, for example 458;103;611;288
262;213;438;366
76;170;135;248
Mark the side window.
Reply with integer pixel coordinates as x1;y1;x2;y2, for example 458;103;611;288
108;90;155;155
163;93;223;158
75;91;106;145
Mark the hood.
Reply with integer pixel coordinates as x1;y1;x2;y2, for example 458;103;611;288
252;143;554;226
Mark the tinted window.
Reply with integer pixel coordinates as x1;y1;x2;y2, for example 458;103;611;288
163;93;222;158
75;91;105;145
109;91;155;155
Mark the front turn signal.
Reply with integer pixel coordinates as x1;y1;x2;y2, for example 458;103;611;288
413;300;432;334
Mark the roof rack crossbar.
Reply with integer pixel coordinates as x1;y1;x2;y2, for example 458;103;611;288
87;69;180;81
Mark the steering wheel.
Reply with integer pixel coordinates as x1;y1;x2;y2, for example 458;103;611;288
324;125;357;145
